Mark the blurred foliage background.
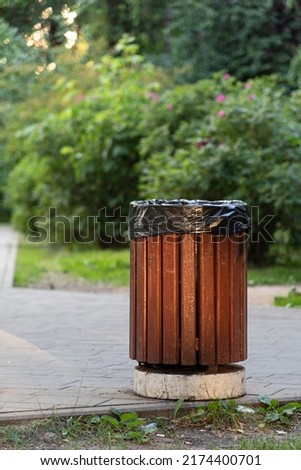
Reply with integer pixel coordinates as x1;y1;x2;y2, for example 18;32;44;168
1;0;301;264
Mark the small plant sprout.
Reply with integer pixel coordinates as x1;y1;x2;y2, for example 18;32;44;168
258;396;301;425
61;409;158;444
99;409;158;443
173;400;246;430
173;398;185;419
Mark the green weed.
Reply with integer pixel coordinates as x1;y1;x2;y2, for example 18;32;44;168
0;418;61;449
0;428;25;448
173;398;185;419
192;400;243;429
258;395;301;425
174;399;254;430
274;290;301;307
62;410;155;445
173;396;301;431
0;400;301;450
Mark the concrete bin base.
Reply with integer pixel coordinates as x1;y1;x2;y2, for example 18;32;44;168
134;364;246;401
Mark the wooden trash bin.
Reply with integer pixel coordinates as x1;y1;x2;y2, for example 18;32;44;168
129;200;250;368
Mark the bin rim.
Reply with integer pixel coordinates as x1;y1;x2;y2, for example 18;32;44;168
128;198;251;239
129;199;248;208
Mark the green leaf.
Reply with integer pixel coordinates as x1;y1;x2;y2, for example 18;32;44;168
100;415;120;427
269;399;280;408
124;430;147;442
110;407;122;417
174;398;185;419
281;402;301;415
279;415;290;425
120;412;139;423
60;146;74;155
191;408;206;423
88;415;101;425
265;411;280;422
259;395;272;406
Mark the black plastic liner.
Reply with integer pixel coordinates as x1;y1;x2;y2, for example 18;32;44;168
128;199;250;239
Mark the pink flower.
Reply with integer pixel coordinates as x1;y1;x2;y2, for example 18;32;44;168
74;94;85;103
216;94;226;102
149;92;159;102
166;103;174;110
217;110;225;118
195;139;210;149
245;81;252;89
248;94;256;101
223;73;231;80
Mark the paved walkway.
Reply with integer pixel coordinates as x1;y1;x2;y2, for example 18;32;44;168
0;225;301;421
0;224;18;289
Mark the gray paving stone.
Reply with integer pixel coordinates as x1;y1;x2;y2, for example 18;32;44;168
0;285;301;420
1;224;301;420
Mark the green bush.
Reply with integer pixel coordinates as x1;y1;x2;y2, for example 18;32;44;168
169;0;301;83
0;18;42;220
4;37;168;244
4;37;301;262
138;73;301;263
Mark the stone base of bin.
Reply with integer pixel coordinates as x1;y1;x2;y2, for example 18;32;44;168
133;364;246;401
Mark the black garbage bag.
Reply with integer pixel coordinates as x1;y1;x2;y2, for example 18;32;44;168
128;199;250;239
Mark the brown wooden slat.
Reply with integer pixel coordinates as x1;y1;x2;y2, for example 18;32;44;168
147;236;162;364
131;230;247;367
135;237;148;362
180;234;197;365
239;233;248;359
229;234;242;363
162;234;180;364
198;233;216;365
129;240;137;359
215;236;231;364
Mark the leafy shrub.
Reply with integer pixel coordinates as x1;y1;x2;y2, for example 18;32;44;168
0;18;40;70
169;0;301;83
0;18;43;220
4;38;301;262
4;37;168;244
138;73;301;263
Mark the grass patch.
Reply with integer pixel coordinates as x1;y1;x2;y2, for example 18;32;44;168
14;242;130;287
274;290;301;308
0;417;130;450
248;247;301;285
15;241;301;288
0;398;301;450
235;437;301;450
0;419;62;450
248;266;301;285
